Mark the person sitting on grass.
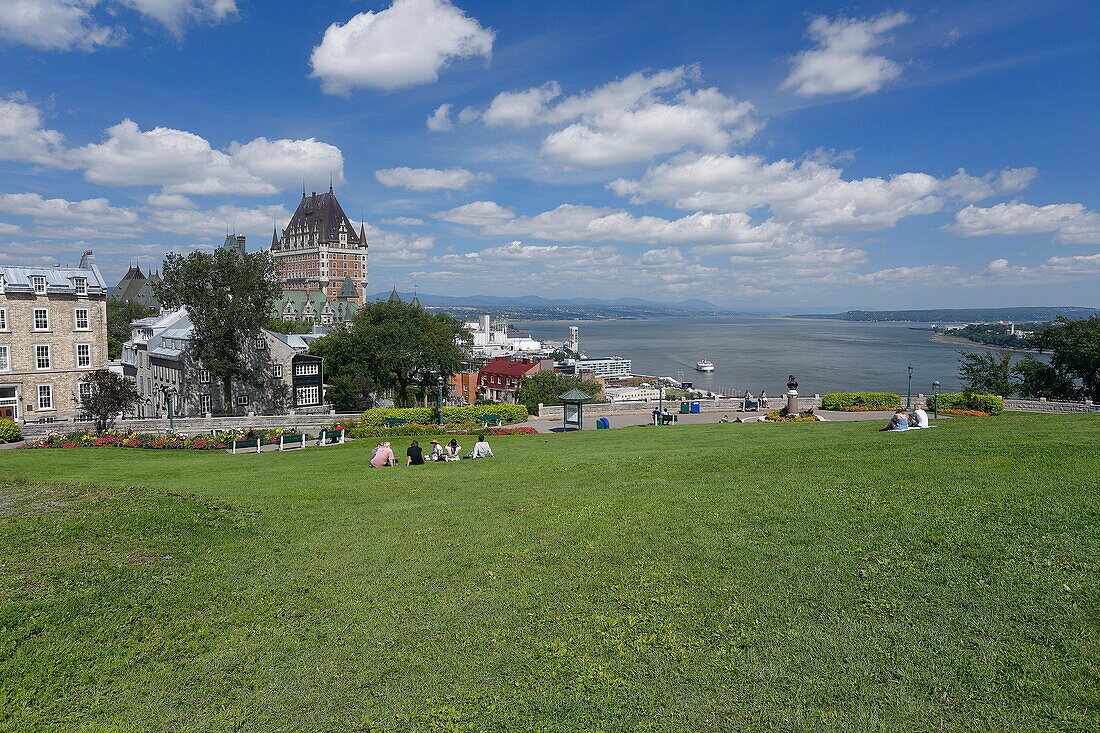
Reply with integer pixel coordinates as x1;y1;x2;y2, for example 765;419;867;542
406;440;425;466
911;402;930;428
467;435;494;459
718;415;730;423
428;439;444;461
443;439;461;462
371;441;396;467
879;409;911;432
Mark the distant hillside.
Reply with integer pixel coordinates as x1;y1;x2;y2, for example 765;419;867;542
367;291;729;313
792;307;1100;323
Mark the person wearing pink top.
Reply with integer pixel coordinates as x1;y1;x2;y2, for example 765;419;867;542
370;441;396;467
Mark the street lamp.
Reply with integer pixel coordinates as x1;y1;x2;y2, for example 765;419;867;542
931;380;941;419
906;364;914;410
657;379;664;426
162;385;177;431
436;375;445;429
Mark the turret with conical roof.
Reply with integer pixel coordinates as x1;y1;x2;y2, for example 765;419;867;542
388;286;402;303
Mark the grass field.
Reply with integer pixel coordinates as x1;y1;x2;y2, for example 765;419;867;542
2;414;1098;731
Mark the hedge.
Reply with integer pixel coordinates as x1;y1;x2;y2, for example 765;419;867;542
0;419;21;444
349;424;537;438
360;404;529;426
821;392;901;410
928;393;1004;415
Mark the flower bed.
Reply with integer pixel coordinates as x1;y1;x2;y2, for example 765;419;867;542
940;409;992;417
764;411;821;422
823;406;896;412
18;428;309;450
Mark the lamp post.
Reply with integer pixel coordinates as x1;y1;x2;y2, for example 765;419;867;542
931;380;940;419
906;364;914;410
658;380;664;426
162;385;177;431
437;375;445;429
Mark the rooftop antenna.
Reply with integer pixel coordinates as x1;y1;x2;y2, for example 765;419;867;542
329;171;333;193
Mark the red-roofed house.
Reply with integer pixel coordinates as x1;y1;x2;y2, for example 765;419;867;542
477;357;555;403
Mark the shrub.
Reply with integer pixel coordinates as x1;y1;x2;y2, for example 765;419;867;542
929;393;1004;415
764;412;820;422
360;404;529;426
821;392;901;410
349;422;537;439
0;419;22;443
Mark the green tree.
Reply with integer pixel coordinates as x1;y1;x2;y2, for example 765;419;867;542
1030;316;1100;401
152;248;282;415
106;300;158;359
309;300;468;408
1011;356;1080;401
78;369;140;432
265;317;314;335
514;371;603;416
956;350;1013;396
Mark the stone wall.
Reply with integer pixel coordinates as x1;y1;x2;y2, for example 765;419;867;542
21;411;362;439
537;396;822;419
1003;398;1097;414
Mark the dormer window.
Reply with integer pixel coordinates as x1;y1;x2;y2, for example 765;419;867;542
32;275;47;294
74;277;87;295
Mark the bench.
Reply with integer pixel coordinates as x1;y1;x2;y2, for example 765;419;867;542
279;433;307;451
317;428;346;447
479;414;503;427
230;438;262;454
742;400;759;411
383;418;407;428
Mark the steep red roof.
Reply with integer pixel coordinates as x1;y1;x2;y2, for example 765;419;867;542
479;357;548;378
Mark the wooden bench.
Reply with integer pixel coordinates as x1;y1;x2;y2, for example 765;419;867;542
743;400;759;411
279;433;307;451
383;418;407;428
230;438;262;454
479;414;503;428
317;428;346;447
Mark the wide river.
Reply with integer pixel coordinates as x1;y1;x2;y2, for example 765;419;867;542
515;317;1013;396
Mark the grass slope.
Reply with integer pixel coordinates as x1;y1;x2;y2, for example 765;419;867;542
2;414;1098;731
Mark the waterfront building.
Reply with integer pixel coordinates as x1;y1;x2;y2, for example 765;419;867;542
120;308;325;417
559;357;632;379
0;252;108;421
604;386;663;403
109;264;161;310
270;186;368;305
477;357;555;403
463;314;543;357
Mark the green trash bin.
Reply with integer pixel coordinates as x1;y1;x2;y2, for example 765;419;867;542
680;402;691;414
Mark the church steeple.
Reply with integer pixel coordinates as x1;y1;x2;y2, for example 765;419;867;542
388;286;402;303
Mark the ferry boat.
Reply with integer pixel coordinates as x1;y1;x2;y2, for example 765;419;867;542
695;359;715;372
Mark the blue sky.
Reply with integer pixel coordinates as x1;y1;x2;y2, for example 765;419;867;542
0;0;1097;309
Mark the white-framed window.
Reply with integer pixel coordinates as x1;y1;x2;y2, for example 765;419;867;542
199;369;210;383
236;394;250;407
78;381;92;403
296;385;320;406
0;308;6;330
35;344;51;370
272;364;283;378
0;345;8;372
37;384;53;410
75;343;91;368
74;308;90;330
294;362;320;376
255;337;266;350
33;308;49;330
32;275;47;294
199;394;212;413
74;277;87;295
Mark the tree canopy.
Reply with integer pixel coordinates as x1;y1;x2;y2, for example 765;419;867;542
309;300;469;409
514;371;603;416
79;369;140;432
106;300;158;359
1028;316;1100;401
956;351;1013;396
152;248;282;414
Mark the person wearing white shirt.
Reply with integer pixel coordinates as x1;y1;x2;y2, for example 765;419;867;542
913;403;930;428
469;435;494;459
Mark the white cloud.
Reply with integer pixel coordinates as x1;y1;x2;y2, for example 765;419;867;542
611;153;1034;232
375;166;492;191
119;0;237;37
68;119;345;195
948;202;1100;244
378;216;426;226
0;0;122;51
432;200;515;227
1043;253;1100;274
0;94;68;165
426;103;453;132
0;192;141;239
361;222;434;260
482;82;561;128
309;0;494;94
145;202;291;238
781;12;911;97
145;193;196;209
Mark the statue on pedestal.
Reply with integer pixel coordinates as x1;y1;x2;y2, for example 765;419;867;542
787;375;798;391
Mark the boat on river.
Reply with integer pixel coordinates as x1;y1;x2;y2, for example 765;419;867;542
695;359;715;372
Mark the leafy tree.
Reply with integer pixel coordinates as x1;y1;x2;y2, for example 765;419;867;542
152;248;282;415
956;350;1013;396
514;371;603;416
265;317;314;335
78;369;140;432
1011;356;1080;401
106;300;158;359
1030;316;1100;401
323;373;382;412
309;300;468;408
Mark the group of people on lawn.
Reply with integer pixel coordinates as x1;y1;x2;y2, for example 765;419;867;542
879;402;931;431
369;435;495;467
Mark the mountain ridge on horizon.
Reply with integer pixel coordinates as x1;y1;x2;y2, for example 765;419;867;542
366;291;730;312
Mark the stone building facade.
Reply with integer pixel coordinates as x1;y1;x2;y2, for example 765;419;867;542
120;309;325;418
0;252;108;422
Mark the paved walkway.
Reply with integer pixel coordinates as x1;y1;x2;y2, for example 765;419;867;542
515;409;909;433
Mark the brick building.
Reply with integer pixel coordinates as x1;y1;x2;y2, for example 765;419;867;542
0;252;108;421
270;186;368;304
449;371;479;405
477;357;555;404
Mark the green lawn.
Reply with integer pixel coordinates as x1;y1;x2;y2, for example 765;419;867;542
2;414;1098;731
